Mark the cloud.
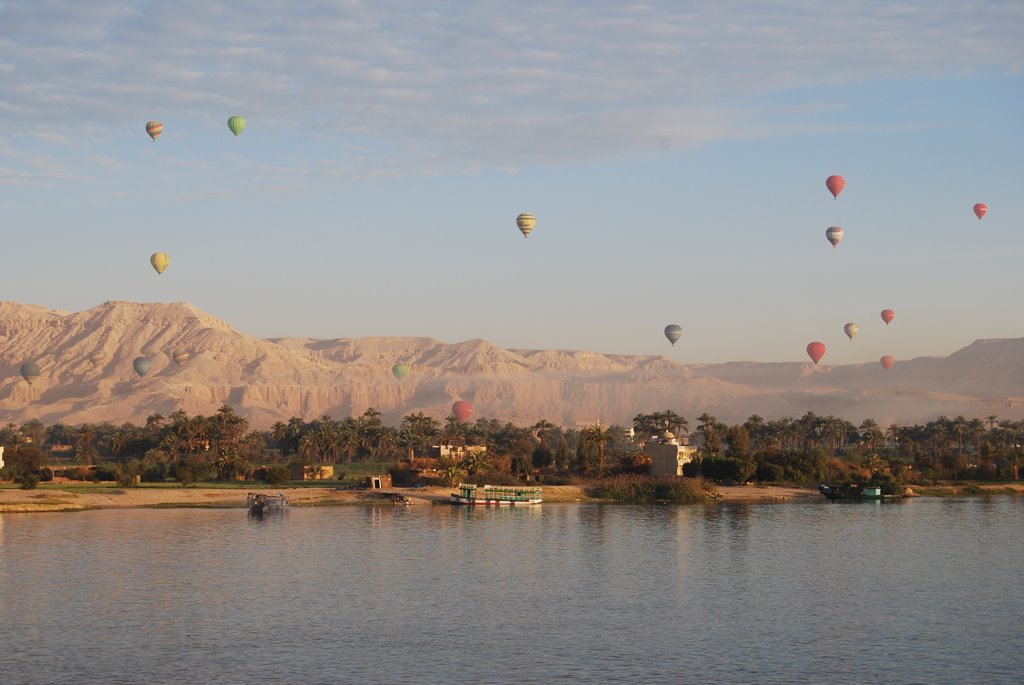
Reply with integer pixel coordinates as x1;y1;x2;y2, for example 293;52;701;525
0;0;1021;182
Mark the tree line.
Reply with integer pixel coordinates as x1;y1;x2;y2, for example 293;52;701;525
1;405;1021;489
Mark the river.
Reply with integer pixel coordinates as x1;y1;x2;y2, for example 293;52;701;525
1;496;1021;684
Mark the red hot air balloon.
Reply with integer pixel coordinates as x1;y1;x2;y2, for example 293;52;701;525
826;175;845;199
880;355;895;371
806;342;826;365
452;400;473;423
973;203;988;220
881;309;895;325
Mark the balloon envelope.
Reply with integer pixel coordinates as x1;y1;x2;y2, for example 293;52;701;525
844;323;858;340
880;355;895;371
172;349;190;366
145;121;163;141
392;363;410;381
664;324;683;346
973;203;987;220
825;226;844;248
20;361;40;385
227;115;246;137
150;252;170;274
881;309;895;325
516;213;536;238
806;342;826;365
133;356;152;377
452;400;473;422
826;175;845;199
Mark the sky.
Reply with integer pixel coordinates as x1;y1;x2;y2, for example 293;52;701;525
1;0;1022;365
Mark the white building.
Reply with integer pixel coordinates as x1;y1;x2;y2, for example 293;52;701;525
645;431;697;477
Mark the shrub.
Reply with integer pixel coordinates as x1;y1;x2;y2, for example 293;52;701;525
589;475;709;504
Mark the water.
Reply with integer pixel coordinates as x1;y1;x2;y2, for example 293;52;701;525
1;497;1022;684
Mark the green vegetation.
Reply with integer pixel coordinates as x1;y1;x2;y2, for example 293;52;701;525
590;475;710;503
1;407;1021;496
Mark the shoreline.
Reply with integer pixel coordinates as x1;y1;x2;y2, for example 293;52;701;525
1;482;1020;514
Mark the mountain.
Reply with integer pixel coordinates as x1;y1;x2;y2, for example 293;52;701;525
1;300;1022;428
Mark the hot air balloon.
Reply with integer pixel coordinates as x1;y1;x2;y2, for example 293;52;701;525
145;121;163;141
392;363;410;381
20;361;40;385
664;324;683;346
227;115;246;137
844;323;858;340
881;309;895;325
973;203;987;220
150;252;170;274
823;175;847;198
825;175;845;199
172;349;190;367
516;213;536;238
825;226;844;248
89;351;105;366
133;356;152;378
880;355;895;371
452;400;473;423
806;342;826;365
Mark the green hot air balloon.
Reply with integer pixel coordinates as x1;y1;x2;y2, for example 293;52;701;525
133;356;153;378
227;115;247;137
392;363;410;381
20;361;41;385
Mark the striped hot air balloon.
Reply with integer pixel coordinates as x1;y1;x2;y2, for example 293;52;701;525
516;213;536;238
664;324;682;346
825;226;844;248
172;349;191;367
227;115;246;137
133;356;152;377
392;363;410;380
145;121;163;141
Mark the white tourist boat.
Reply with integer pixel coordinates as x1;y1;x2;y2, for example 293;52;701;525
450;483;543;506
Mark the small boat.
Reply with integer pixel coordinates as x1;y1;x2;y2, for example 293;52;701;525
248;492;288;515
819;483;884;501
451;483;542;506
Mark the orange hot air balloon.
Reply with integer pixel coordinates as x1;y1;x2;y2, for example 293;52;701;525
973;203;987;220
806;342;826;365
145;121;163;141
881;309;895;325
880;355;895;371
826;175;845;199
452;400;473;423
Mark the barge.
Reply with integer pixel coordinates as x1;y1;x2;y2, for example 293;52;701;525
248;492;288;515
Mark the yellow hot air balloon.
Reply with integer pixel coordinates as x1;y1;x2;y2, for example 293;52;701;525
150;252;170;275
844;323;859;340
516;213;536;238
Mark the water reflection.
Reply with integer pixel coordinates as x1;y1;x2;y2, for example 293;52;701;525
0;499;1021;684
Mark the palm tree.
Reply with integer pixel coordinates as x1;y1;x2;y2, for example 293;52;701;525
270;421;289;457
74;424;98;465
586;424;612;476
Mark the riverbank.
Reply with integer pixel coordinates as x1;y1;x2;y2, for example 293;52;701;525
2;482;1020;513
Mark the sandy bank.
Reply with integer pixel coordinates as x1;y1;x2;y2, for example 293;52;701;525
0;482;823;513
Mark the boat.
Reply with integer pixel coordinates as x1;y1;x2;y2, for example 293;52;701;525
450;483;543;506
248;492;288;515
818;483;884;501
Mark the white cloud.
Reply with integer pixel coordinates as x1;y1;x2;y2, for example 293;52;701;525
0;0;1020;181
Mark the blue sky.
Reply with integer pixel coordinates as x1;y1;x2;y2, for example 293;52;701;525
1;1;1021;364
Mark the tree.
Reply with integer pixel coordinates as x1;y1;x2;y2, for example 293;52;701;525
7;444;48;489
74;424;99;465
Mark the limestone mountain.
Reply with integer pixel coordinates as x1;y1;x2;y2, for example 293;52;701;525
1;301;1021;428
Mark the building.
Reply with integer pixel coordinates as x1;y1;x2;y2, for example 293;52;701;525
432;444;487;458
645;431;697;477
